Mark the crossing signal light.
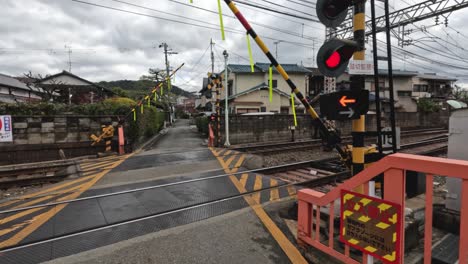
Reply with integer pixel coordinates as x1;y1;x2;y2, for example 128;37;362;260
316;0;352;27
210;113;216;122
317;39;359;77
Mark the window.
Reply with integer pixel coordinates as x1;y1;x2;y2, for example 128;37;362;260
371;81;385;92
413;84;428;92
260;107;267;112
272;80;278;88
228;80;234;96
280;107;289;114
397;91;412;97
237;108;259;114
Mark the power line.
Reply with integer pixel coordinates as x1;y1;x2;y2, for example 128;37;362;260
233;0;319;22
72;0;320;50
254;0;316;17
167;0;322;40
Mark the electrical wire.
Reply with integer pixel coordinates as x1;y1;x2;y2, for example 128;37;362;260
71;0;320;50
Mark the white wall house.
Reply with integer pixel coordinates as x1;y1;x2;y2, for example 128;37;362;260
212;63;311;114
0;73;45;103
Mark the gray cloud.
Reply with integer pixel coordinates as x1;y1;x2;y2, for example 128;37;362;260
1;0;467;92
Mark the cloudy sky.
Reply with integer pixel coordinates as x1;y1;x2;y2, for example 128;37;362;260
1;0;468;92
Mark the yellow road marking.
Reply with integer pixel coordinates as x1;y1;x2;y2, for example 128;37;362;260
270;179;279;201
252;175;263;204
81;159;117;169
11;183;86;210
233;154;245;169
0;176;94;208
216;149;226;156
223;150;232;156
224;156;236;169
239;174;249;188
210;148;220;156
0;153;134;249
0;215;40;237
81;163;115;172
0;207;44;226
210;149;307;264
287;186;296;196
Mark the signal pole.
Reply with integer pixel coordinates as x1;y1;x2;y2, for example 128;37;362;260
351;3;366;177
223;50;230;147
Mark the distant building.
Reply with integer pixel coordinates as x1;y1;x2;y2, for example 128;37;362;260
38;71;115;104
306;68;457;113
200;63;311;114
0;73;46;103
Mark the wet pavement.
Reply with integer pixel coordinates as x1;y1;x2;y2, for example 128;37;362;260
0;119;299;264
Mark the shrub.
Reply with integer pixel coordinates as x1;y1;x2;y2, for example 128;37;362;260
0;100;166;146
195;116;209;135
417;98;441;113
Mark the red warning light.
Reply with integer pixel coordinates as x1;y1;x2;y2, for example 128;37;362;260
326;51;341;68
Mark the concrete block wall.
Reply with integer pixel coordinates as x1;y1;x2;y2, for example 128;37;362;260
2;116;118;146
222;112;449;145
0;115;122;165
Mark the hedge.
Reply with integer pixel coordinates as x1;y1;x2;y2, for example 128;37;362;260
195;116;209;135
0;99;167;146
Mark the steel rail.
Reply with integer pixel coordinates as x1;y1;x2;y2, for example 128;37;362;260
0;157;338;215
0;170;348;253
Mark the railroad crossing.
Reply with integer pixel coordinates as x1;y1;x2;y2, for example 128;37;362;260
1;0;468;264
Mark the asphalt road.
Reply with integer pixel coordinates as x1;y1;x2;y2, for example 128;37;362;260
0;119;299;264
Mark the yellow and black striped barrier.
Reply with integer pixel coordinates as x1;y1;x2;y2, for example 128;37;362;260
223;0;347;159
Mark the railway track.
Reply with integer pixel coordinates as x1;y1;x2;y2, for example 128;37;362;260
230;128;447;154
258;135;448;189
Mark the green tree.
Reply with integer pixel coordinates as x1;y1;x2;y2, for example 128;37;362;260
452;85;468;101
417;98;441;113
111;87;129;98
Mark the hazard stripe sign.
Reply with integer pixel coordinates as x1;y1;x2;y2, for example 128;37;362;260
340;190;402;263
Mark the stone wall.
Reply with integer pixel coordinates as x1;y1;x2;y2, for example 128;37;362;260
220;112;449;145
0;115;122;165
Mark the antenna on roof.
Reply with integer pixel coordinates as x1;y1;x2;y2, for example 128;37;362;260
65;45;72;72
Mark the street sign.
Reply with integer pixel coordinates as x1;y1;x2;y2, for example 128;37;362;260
320;90;369;120
340;190;402;263
349;60;374;75
381;127;401;153
0;115;13;142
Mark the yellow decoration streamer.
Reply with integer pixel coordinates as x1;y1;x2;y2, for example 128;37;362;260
132;109;136;122
246;33;255;72
291;93;298;127
146;96;150;107
217;0;225;40
190;0;193;3
269;65;273;103
154;92;158;101
140;103;144;114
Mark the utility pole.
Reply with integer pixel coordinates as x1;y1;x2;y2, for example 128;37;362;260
159;42;178;124
223;50;230;147
210;38;215;73
274;41;283;59
65;45;72;72
65;45;72;105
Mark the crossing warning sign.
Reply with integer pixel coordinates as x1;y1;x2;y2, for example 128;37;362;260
340;190;402;263
0;115;13;142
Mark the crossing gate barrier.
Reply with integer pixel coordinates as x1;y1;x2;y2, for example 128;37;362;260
297;153;468;264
